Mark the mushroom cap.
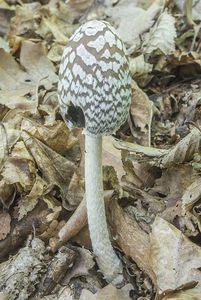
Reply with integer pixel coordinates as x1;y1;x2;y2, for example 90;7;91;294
58;20;132;136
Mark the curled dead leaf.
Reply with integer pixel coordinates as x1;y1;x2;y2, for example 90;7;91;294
129;54;153;77
2;141;36;192
17;175;46;220
0;179;15;209
142;10;176;55
130;81;157;146
182;178;201;213
160;127;201;168
21;118;78;155
22;131;76;209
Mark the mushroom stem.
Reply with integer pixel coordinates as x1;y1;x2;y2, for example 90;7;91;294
85;134;123;283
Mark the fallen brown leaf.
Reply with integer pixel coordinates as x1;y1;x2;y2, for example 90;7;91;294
0;48;34;96
0;179;15;209
17;175;46;220
130;81;156;146
80;284;132;300
150;216;201;295
160;127;201;168
2;141;36;192
0;211;11;241
109;200;156;284
20;41;58;90
21;118;78;155
22;131;76;208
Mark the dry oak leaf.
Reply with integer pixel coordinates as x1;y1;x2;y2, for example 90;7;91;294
150;216;201;294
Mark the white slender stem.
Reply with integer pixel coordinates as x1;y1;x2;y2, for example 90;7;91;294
85;134;123;283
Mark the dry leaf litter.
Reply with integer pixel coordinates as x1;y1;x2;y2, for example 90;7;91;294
0;0;201;299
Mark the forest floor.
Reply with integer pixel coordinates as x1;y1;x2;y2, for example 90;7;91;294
0;0;201;299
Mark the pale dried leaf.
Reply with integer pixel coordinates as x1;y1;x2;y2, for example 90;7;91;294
0;49;34;94
153;165;196;204
37;17;68;44
160;127;201;168
2;141;36;191
110;0;161;46
38;91;58;125
17;175;46;220
80;284;132;300
0;212;11;240
182;178;201;213
129;54;153;76
10;2;41;36
21;119;78;154
0;37;9;52
0;126;20;151
67;171;85;207
114;139;168;157
0;179;15;209
150;216;201;294
130;81;156;146
142;11;176;55
58;287;74;300
20;41;57;90
47;44;64;63
103;136;124;180
0;90;37;112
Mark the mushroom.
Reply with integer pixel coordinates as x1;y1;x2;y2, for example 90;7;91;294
58;20;132;283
